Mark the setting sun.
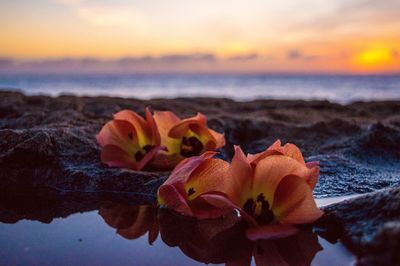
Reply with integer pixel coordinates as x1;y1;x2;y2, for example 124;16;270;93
355;46;394;69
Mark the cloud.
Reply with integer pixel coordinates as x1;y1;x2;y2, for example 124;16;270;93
227;53;259;61
0;58;14;68
287;50;319;61
55;0;147;27
0;53;225;74
287;50;302;60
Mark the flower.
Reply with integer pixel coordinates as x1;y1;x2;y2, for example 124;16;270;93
157;151;235;219
96;109;225;171
96;108;161;171
151;111;225;169
157;140;323;240
226;140;323;240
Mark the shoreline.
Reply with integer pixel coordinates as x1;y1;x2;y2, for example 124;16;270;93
0;90;399;264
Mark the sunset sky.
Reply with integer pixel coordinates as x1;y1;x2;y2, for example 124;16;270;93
1;0;399;74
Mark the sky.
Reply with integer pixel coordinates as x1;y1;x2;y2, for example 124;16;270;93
0;0;400;74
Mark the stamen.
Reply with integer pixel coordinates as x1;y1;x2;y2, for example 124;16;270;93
243;194;274;225
256;193;274;225
243;198;255;216
134;145;154;162
187;187;195;196
143;145;154;152
180;136;204;157
134;151;144;161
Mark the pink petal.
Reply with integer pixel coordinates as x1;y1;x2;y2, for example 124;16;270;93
157;184;193;216
96;119;138;148
189;192;237;219
136;146;163;171
145;107;161;146
100;144;137;169
227;146;254;206
114;109;150;139
163;151;217;186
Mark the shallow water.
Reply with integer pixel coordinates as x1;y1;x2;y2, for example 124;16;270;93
0;197;355;266
1;74;400;104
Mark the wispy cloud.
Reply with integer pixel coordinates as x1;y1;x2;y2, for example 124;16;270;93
286;50;319;61
55;0;147;27
0;53;255;74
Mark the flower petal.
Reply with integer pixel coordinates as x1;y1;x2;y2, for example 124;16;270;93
248;139;284;160
157;184;193;216
209;129;226;149
145;107;161;146
136;145;164;171
100;144;137;169
253;155;318;207
185;157;230;199
153;110;181;154
227;146;254;206
246;224;298;241
114;109;152;146
189;192;237;219
96;119;138;149
168;112;207;138
282;143;305;164
305;163;320;189
149;152;183;171
163;151;217;186
272;175;323;225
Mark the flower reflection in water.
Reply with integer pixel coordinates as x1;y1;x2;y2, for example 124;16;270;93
98;204;323;265
99;204;159;245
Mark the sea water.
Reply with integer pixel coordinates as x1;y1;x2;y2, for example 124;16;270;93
1;74;400;104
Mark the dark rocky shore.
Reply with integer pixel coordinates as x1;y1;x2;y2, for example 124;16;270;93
1;90;399;265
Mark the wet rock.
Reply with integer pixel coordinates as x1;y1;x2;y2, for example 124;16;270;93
0;90;400;198
315;186;400;265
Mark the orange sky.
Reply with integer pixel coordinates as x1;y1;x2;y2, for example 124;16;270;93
0;0;399;73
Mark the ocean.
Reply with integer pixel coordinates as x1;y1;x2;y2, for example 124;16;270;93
1;74;400;104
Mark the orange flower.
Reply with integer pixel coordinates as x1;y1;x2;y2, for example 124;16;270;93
151;111;225;169
157;152;234;219
96;108;161;171
225;140;323;240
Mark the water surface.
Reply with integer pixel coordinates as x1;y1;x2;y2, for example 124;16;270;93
0;197;356;266
1;74;400;104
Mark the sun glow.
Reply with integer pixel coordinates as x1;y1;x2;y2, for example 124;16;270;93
355;46;394;69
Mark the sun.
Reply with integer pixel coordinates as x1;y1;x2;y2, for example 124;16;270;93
354;46;394;69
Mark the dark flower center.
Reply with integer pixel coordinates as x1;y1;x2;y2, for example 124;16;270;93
187;187;196;196
180;136;203;157
134;145;154;161
243;193;274;225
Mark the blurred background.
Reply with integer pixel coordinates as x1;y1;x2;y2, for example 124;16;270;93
1;0;399;102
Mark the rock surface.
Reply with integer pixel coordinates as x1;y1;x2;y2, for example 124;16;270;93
316;187;400;265
1;90;399;198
